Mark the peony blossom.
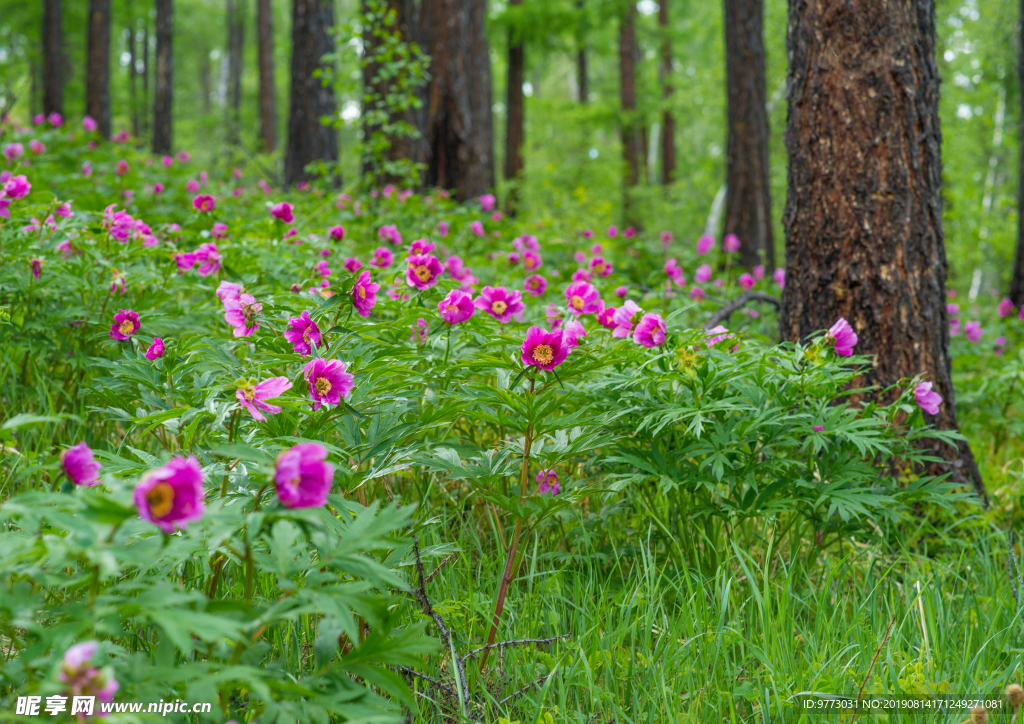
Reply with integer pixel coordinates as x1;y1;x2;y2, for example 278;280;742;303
525;274;547;296
914;381;942;415
633;313;666;347
589;256;613;277
475;286;525;324
3;143;23;161
563;319;586;349
284;311;321;355
29;139;45;155
480;193;496;211
145;338;165;360
3;174;31;199
56;201;73;218
60;442;102;487
328;225;345;241
115;160;129;176
723;234;740;253
611;300;643;338
522;250;542;271
352;270;380;317
216;281;243;308
236;376;292;422
304;358;354;411
964;321;983;343
411;318;429;345
134;456;206;533
998;298;1014;317
739;273;755;290
344;257;362;273
597;306;617;329
521;326;569;370
192;194;215;212
109;309;140;340
371;247;394;268
471;220;485;237
695;264;712;284
83;115;98;131
59;641;118;705
438;289;475;324
565;281;603;315
773;267;785;288
536;469;560;495
211;222;228;240
406;254;443;290
705;325;735;348
275;443;334;508
697;234;715;255
270;201;294;223
825;318;858;356
194;243;221;276
438;220;449;237
224;293;262;337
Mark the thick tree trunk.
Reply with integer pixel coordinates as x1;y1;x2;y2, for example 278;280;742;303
781;0;984;501
1010;0;1024;307
505;0;525;212
227;0;244;145
152;0;173;154
86;0;111;138
724;0;772;270
659;0;674;186
42;0;63;117
285;0;339;186
576;0;588;103
257;0;277;152
420;0;495;200
619;1;640;216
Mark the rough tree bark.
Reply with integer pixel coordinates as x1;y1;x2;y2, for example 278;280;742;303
285;0;339;186
152;0;173;154
724;0;773;270
128;24;138;138
619;1;640;217
42;0;63;117
420;0;495;200
86;0;111;138
1010;0;1024;307
659;0;674;186
257;0;277;152
576;0;588;103
226;0;245;145
505;0;525;212
781;0;985;500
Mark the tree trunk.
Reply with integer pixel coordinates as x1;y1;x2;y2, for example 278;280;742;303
141;24;149;137
1010;0;1024;307
505;0;525;212
86;0;111;138
619;1;640;217
724;0;772;270
659;0;674;186
576;0;588;103
42;0;63;117
285;0;339;186
257;0;277;152
781;0;984;501
420;0;495;200
227;0;245;145
129;25;138;138
153;0;173;154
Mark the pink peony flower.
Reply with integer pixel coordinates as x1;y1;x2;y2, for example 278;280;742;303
115;160;129;176
525;274;547;296
438;289;475;324
3;143;23;161
270;202;294;223
192;194;215;212
371;247;394;268
565;281;602;315
236;376;292;421
223;294;262;337
55;201;73;218
475;286;525;323
411;317;429;345
521;326;569;370
697;234;715;255
612;300;643;338
536;469;560;495
216;281;244;307
999;298;1014;317
30;259;42;279
615;286;628;298
754;265;765;280
739;273;755;290
83;115;98;131
275;443;334;508
597;305;617;329
563;319;586;349
353;270;380;317
965;321;983;342
134;456;206;533
3;174;31;199
317;260;331;278
480;193;496;211
185;179;200;193
471;220;485;237
59;641;118;704
406;253;443;290
29;139;45;155
914;381;942;415
304;358;354;411
522;250;542;271
705;325;736;348
950;318;961;336
571;268;593;283
284;311;321;355
589;256;613;277
723;234;740;253
660;230;673;248
329;225;345;241
211;222;228;240
194;243;221;276
624;226;637;239
60;442;102;487
695;264;712;284
438;220;449;237
773;268;785;288
47;111;63;126
633;313;666;347
825;317;858;356
145;338;165;360
153;182;164;194
343;257;362;273
176;150;191;162
109;309;140;340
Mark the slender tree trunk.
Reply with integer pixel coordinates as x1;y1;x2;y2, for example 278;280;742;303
1010;0;1024;306
505;0;525;212
227;0;244;145
659;0;675;186
420;0;495;199
86;0;111;138
724;0;772;270
141;24;149;137
257;0;277;152
129;25;138;138
619;1;640;218
781;0;984;501
152;0;173;154
576;0;588;103
42;0;63;116
285;0;339;186
200;44;212;115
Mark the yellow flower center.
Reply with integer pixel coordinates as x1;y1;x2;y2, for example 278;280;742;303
413;264;431;282
303;329;311;345
244;389;255;402
594;262;605;274
145;482;175;518
446;304;458;313
315;377;332;396
358;285;366;298
525;257;535;269
491;300;508;315
318;289;334;299
119;319;135;335
533;344;553;364
528;279;538;289
570;295;585;310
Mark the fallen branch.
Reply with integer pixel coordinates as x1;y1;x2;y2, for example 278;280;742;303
396;664;458;698
702;291;780;331
498;674;552;706
460;634;571;665
410;542;469;696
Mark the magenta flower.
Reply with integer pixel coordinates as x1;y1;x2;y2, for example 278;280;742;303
29;139;45;155
216;281;243;308
438;220;449;237
304;358;354;411
176;150;191;162
153;182;164;193
115;160;129;176
754;265;764;280
812;425;825;433
705;325;736;348
317;260;331;278
329;225;345;241
412;318;429;345
522;250;542;271
3;174;31;199
611;300;643;338
371;247;394;268
590;257;613;277
825;318;858;356
950;318;961;336
480;193;496;211
438;289;475;324
194;243;221;276
3;143;23;161
344;257;362;272
406;253;443;290
536;469;560;496
475;286;525;324
186;179;200;193
697;234;715;255
471;220;485;237
134;456;206;534
965;321;983;342
60;442;102;487
997;298;1014;317
695;264;712;284
284;311;322;355
223;293;262;337
145;338;165;360
30;259;42;280
563;319;586;349
83;115;98;131
597;306;617;329
192;194;215;213
109;309;140;340
633;313;666;347
565;281;602;315
521;326;569;370
353;270;380;317
739;273;755;290
236;376;293;421
211;222;228;239
59;641;118;704
508;251;521;265
275;443;334;508
723;234;741;253
56;201;73;218
773;268;786;288
270;201;294;223
525;274;547;296
378;224;402;245
914;381;943;415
